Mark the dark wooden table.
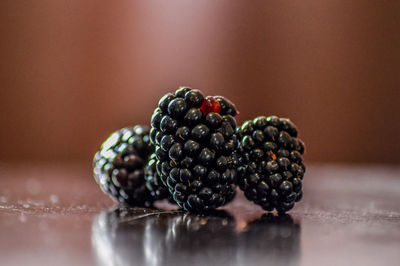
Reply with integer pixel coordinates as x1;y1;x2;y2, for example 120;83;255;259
0;163;399;266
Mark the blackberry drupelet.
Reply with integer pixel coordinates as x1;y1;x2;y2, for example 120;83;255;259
145;153;174;202
236;116;305;212
93;125;155;206
149;86;239;213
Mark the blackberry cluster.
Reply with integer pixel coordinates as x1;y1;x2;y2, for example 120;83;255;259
93;126;155;206
149;87;239;213
236;116;305;212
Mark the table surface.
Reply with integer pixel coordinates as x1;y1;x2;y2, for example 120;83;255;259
0;162;399;266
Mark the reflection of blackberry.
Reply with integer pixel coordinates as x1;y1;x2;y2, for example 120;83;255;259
143;211;237;266
93;126;154;206
92;207;237;266
91;206;151;266
237;116;305;212
150;86;239;213
237;213;300;266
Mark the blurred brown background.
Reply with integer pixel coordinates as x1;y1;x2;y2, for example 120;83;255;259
0;1;399;164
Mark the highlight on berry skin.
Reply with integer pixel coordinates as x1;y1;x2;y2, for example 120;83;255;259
149;86;238;213
236;116;305;213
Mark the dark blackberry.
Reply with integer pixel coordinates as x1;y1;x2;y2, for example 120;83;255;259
237;116;306;212
150;86;239;213
93;125;155;206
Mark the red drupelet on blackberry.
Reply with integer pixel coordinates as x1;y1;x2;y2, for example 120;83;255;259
93;125;155;206
149;87;238;213
236;116;306;213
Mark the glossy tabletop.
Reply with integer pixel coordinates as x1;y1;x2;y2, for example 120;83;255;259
0;163;399;266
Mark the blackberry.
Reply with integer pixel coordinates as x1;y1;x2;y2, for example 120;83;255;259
150;86;239;213
93;125;155;206
236;116;306;212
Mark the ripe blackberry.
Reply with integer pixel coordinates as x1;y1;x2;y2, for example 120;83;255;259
93;125;155;206
150;86;239;213
236;116;306;212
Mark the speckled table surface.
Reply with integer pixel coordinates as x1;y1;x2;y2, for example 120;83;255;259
0;163;399;266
